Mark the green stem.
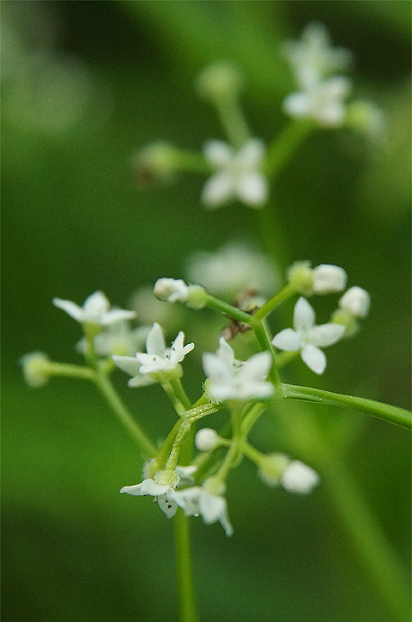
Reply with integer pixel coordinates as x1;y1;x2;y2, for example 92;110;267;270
93;369;157;457
170;379;192;410
205;294;252;324
250;318;282;388
323;459;411;622
215;96;251;149
173;148;214;174
283;383;412;430
254;283;296;320
263;119;315;177
174;509;199;622
46;362;95;381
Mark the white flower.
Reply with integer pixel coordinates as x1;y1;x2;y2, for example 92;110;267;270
202;139;268;208
120;476;179;518
272;297;345;374
77;322;150;357
186;241;280;298
154;278;190;303
283;76;351;127
173;482;234;536
280;460;320;494
195;428;221;452
312;264;347;294
203;338;273;400
284;22;352;89
113;322;194;385
21;352;50;387
339;286;370;318
53;291;135;326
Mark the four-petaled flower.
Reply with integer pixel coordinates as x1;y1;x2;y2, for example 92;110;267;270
272;297;345;374
113;322;194;386
202;139;268;208
53;291;135;325
283;76;351;127
203;337;273;400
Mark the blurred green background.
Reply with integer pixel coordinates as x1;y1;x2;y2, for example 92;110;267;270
2;2;411;621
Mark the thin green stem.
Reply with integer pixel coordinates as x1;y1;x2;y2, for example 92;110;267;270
174;509;199;622
170;378;192;410
205;294;252;324
263;119;315;177
46;362;95;381
254;283;296;320
173;148;214;174
250;318;282;388
93;369;157;457
283;383;412;430
215;96;251;149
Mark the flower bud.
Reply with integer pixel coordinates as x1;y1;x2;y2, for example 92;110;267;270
287;261;314;295
154;278;190;303
203;476;226;496
312;264;347;294
280;460;320;494
133;142;179;184
196;62;242;101
21;352;50;387
339;286;370;318
330;309;359;337
195;428;220;452
258;453;290;487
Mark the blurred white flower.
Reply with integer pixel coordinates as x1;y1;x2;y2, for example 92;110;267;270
53;291;135;326
154;278;190;303
202;139;267;208
283;76;351;126
284;22;352;89
203;339;273;400
113;322;194;385
77;321;150;357
339;286;370;318
187;241;279;298
312;264;347;294
280;460;320;494
272;297;345;374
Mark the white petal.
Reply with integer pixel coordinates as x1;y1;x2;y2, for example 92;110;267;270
202;173;235;207
112;355;141;376
236;172;268;206
301;343;326;374
100;309;136;325
294;297;315;333
83;291;109;317
339;286;370;317
198;491;226;524
217;337;236;368
173;487;201;516
120;479;170;497
238;351;272;383
203;140;233;167
327;76;351;98
237;381;274;400
272;328;302;351
157;493;178;518
128;374;155;388
136;352;167;374
202;353;233;384
312;264;347;294
308;323;345;347
283;92;311;117
281;461;320;494
146;323;166;356
52;298;84;322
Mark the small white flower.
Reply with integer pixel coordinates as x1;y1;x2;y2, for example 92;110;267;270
202;139;268;208
53;291;135;326
21;352;50;387
120;477;179;518
174;482;234;536
283;76;351;127
272;297;345;374
203;338;273;400
312;264;347;294
77;322;150;357
284;22;352;89
154;278;190;303
280;460;320;494
187;241;280;298
339;286;370;318
113;322;194;385
195;428;221;452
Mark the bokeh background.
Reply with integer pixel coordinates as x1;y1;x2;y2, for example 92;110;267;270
2;2;411;621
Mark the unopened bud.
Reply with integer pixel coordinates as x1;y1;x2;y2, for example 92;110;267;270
21;352;50;387
312;264;347;294
196;62;242;101
339;286;370;318
195;428;220;452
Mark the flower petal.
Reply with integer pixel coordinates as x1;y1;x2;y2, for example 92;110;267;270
157;493;178;518
236;172;268;206
281;460;320;494
203;140;233;167
283;92;311;117
52;298;84;322
294;297;315;333
83;291;109;318
146;323;166;356
202;353;233;384
100;309;136;325
308;323;345;347
217;337;236;368
202;173;234;207
112;355;141;376
301;343;326;374
238;351;272;383
236;139;265;168
272;328;302;351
